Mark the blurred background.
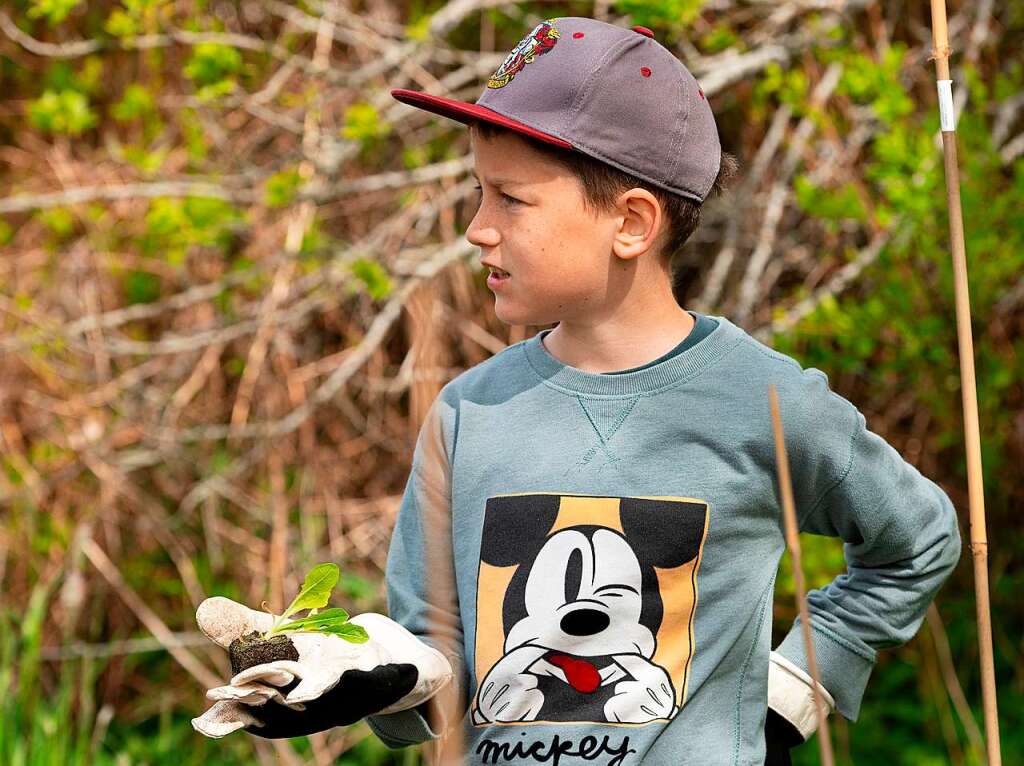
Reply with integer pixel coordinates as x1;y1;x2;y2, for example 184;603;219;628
1;0;1021;764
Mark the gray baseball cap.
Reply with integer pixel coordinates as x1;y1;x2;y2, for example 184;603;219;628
391;16;721;203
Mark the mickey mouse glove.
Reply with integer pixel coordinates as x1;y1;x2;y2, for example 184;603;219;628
191;596;453;739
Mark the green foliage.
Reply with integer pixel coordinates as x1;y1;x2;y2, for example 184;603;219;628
122;144;170;175
402;145;430;170
43;58;103;95
104;8;138;37
28;89;97;135
404;14;432;42
700;23;740;54
263;167;304;208
27;0;82;25
178;109;210;164
184;42;242;100
616;0;705;29
832;43;914;125
140;197;243;264
793;175;867;225
342;102;393;155
36;207;76;240
348;256;393;301
754;61;809;113
111;83;156;122
339;572;377;602
184;43;242;86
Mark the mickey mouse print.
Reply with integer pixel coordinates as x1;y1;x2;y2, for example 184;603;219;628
471;493;709;726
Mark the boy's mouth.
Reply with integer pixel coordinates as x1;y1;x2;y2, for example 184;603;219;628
487;268;511;288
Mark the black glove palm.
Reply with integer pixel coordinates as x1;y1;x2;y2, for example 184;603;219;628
237;663;419;739
764;707;805;766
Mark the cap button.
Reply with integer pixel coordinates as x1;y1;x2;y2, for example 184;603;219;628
631;25;655;39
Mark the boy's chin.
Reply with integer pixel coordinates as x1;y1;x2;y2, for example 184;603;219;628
493;301;552;329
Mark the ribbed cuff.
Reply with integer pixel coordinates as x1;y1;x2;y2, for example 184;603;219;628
366;704;439;749
775;618;875;721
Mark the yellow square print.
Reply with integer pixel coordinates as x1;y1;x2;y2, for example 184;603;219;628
471;492;710;726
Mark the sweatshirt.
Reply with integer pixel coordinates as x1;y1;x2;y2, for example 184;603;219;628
366;311;962;765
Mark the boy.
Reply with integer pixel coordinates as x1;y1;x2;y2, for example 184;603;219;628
192;16;961;765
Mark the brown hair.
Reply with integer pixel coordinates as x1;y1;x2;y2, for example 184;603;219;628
469;120;738;264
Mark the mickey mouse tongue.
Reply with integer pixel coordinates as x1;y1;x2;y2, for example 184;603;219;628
547;653;601;693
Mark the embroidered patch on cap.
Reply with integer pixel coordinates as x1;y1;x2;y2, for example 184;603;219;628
487;19;560;89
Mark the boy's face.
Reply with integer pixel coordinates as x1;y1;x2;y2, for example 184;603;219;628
467;128;663;328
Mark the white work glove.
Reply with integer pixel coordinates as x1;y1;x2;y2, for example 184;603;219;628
191;596;453;739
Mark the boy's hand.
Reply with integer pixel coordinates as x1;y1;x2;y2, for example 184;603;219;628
191;596;452;739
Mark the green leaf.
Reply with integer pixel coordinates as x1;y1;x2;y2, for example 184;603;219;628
275;607;350;632
315;622;369;643
280;563;339;620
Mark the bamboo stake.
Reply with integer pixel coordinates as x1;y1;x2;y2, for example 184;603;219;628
927;2;1001;764
767;384;834;766
421;403;466;766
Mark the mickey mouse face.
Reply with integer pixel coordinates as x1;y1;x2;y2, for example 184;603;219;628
505;527;655;658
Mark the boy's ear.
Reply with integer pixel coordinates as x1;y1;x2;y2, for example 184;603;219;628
611;188;663;261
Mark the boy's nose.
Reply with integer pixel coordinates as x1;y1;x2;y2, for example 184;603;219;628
466;216;499;249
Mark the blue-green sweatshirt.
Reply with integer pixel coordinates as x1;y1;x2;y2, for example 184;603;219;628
367;312;961;765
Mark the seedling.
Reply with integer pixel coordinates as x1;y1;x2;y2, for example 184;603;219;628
228;563;369;675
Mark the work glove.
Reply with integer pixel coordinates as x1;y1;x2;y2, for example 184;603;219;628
763;707;804;766
763;651;835;765
191;596;453;739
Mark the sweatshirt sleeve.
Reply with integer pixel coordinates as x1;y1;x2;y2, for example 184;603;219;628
366;392;471;748
773;368;962;722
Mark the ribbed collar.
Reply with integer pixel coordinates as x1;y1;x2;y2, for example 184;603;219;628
521;314;744;397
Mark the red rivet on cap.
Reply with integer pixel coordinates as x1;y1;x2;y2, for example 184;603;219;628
631;25;655;39
640;66;652;77
573;31;584;38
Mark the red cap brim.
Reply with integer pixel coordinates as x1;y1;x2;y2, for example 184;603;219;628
390;88;573;149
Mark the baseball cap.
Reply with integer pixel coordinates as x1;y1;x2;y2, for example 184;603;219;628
390;16;721;203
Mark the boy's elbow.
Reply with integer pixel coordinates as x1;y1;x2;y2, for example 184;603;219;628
933;488;962;582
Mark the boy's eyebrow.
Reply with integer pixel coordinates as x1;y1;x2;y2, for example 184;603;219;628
470;170;524;188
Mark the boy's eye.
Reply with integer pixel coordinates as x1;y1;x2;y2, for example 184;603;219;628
472;183;520;206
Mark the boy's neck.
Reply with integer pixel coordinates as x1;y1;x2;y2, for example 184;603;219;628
540;308;696;374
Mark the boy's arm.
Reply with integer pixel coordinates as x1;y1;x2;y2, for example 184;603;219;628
366;393;470;749
770;368;962;732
